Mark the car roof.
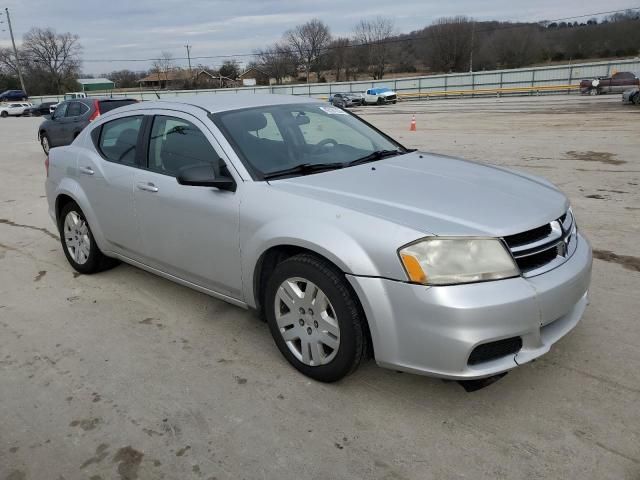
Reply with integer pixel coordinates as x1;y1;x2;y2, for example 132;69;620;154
115;93;321;115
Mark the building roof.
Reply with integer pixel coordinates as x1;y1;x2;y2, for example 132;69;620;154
139;70;193;83
239;67;269;78
77;78;114;85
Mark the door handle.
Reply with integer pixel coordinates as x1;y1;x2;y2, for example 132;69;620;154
79;166;94;175
136;182;159;193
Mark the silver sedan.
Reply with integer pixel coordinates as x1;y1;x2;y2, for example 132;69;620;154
45;94;592;382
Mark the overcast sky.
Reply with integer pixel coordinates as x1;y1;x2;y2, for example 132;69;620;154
0;0;635;74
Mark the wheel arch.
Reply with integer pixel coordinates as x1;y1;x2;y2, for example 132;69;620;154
52;181;108;252
253;243;374;358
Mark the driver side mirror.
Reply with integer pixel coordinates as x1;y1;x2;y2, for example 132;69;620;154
176;164;236;192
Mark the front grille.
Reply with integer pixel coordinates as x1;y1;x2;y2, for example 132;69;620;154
386;95;397;101
503;224;551;247
503;210;576;276
468;337;523;365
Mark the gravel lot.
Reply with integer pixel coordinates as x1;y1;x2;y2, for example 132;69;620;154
1;94;639;480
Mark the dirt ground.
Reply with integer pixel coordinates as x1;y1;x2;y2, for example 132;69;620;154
1;94;639;480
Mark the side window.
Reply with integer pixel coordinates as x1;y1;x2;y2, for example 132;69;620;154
66;102;81;117
53;103;68;119
148;116;220;177
98;116;143;165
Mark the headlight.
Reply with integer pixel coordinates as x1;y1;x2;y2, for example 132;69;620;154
398;237;520;285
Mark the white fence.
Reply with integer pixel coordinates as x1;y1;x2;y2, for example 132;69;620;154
29;58;640;104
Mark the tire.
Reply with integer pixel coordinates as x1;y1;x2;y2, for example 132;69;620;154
634;93;640;105
589;88;599;96
58;201;118;274
40;133;50;155
264;253;367;382
377;97;384;105
1;111;7;118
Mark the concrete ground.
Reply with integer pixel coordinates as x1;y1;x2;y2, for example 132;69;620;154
0;95;638;480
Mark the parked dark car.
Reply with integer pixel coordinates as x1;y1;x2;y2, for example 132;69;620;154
580;71;639;95
0;89;28;102
24;102;58;117
622;87;640;105
330;93;364;108
38;97;138;154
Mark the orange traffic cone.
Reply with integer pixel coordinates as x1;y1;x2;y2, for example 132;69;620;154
409;114;416;131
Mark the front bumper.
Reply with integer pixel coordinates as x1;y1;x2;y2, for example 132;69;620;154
347;233;592;379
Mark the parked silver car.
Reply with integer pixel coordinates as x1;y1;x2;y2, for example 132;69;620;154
45;94;592;382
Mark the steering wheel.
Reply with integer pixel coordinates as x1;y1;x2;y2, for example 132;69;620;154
310;138;338;154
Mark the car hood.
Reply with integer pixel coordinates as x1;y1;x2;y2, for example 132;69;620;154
269;152;569;237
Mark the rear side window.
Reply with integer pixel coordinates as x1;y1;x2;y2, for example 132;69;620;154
66;102;89;117
98;99;137;114
98;116;143;165
148;116;220;176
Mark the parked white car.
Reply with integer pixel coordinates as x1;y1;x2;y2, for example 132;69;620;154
363;87;397;105
0;102;33;118
64;92;87;100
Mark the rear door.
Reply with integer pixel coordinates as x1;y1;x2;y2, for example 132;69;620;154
47;103;69;145
77;114;146;257
133;112;243;299
64;101;90;143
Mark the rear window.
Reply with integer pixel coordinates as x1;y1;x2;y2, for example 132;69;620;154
98;99;137;114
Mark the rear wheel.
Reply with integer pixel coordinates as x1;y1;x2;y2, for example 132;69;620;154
40;133;50;155
59;201;118;274
264;253;367;382
1;111;8;118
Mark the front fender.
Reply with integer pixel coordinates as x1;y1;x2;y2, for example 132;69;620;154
241;217;380;308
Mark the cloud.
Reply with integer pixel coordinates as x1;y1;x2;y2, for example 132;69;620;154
1;0;634;73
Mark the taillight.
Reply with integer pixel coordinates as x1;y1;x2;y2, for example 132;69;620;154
88;100;101;122
44;155;49;177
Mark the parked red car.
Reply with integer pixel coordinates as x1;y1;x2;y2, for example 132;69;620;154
580;71;639;95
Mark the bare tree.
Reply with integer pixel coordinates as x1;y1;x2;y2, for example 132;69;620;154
20;28;82;93
256;42;297;84
286;19;331;82
353;17;395;79
425;16;474;72
107;69;144;88
0;47;21;77
151;51;175;87
326;37;351;82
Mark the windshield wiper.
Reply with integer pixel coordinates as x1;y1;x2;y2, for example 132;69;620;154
347;149;404;166
263;162;344;180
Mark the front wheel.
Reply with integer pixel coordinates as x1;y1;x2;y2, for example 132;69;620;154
634;93;640;105
264;254;367;382
59;201;118;274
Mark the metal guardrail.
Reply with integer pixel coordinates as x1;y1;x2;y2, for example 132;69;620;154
25;58;640;104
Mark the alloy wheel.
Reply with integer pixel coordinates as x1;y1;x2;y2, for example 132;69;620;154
63;211;91;265
41;135;50;154
274;277;340;366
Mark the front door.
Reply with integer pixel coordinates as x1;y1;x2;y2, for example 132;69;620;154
133;113;243;299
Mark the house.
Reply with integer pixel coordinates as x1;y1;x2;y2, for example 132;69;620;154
239;67;271;86
138;69;193;89
139;68;240;89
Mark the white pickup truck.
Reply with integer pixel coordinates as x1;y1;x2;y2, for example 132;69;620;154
363;87;397;105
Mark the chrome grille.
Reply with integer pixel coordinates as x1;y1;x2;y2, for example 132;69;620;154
503;210;577;277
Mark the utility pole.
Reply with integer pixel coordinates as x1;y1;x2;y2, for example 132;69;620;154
4;8;27;94
184;44;192;75
469;20;475;73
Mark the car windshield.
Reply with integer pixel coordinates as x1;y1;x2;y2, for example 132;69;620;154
214;103;403;179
